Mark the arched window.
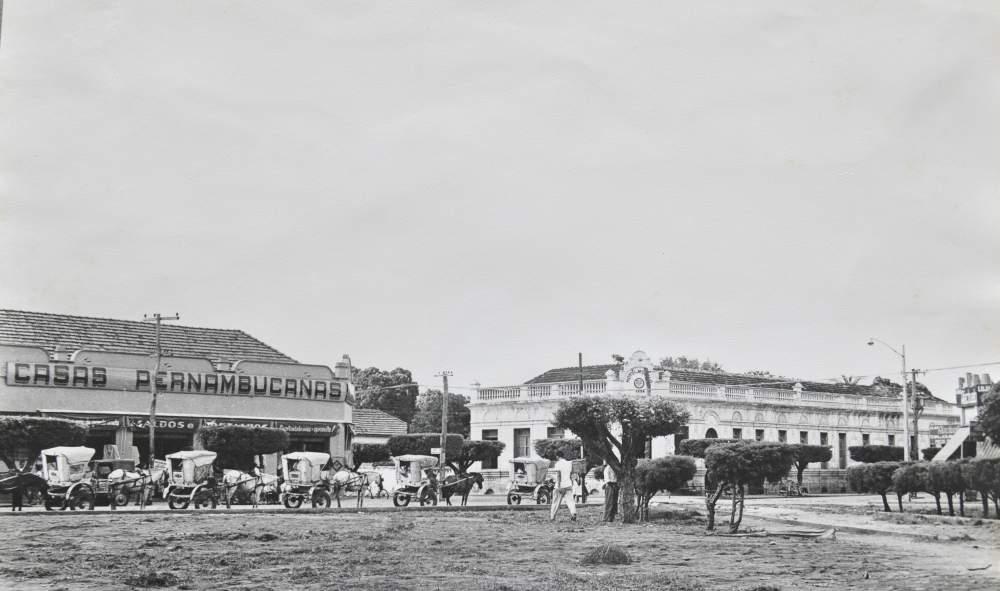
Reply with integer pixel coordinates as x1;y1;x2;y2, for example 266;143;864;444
704;428;718;439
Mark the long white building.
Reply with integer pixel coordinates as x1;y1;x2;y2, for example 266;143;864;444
469;351;961;492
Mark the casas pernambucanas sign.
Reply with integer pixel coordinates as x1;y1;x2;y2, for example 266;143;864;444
4;362;344;402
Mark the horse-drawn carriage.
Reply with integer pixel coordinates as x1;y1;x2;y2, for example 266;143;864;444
279;451;333;509
42;446;97;510
164;450;219;510
506;457;553;505
390;454;439;507
91;458;143;507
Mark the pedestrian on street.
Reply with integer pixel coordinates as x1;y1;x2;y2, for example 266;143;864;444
602;462;619;522
549;450;577;522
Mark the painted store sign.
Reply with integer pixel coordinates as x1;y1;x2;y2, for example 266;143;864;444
5;362;344;402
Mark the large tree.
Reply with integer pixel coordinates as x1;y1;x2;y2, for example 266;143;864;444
353;366;419;424
704;442;796;532
408;390;471;437
847;462;901;512
0;417;88;472
960;457;1000;518
351;443;391;470
976;384;1000;445
552;395;689;524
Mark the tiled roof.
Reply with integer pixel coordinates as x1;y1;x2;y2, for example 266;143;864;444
352;408;408;436
525;363;893;397
0;309;295;365
526;364;620;384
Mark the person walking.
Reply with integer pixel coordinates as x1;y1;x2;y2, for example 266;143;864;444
549;450;577;521
602;462;619;522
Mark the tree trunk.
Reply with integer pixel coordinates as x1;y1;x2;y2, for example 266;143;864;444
980;490;989;518
958;492;965;517
796;466;804;486
933;493;941;515
729;486;746;533
880;492;891;512
619;471;637;524
705;483;726;531
992;495;999;519
897;492;904;512
946;493;954;516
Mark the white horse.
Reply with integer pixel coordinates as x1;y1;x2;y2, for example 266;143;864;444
221;468;279;506
108;466;165;507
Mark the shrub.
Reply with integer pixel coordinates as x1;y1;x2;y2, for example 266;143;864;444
849;445;904;463
788;444;833;485
922;447;943;461
704;442;796;532
0;417;88;472
960;457;1000;518
197;425;289;471
891;462;929;512
449;439;506;473
581;543;632;565
677;438;741;458
927;461;966;516
351;444;390;470
847;462;900;512
634;455;697;521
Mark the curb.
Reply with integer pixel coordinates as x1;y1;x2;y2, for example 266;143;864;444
0;503;600;517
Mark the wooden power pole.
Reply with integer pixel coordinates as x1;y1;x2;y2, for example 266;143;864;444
143;313;179;466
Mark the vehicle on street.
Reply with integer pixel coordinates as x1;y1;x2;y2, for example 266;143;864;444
506;457;553;505
390;454;439;507
42;446;97;510
280;451;333;508
164;450;219;510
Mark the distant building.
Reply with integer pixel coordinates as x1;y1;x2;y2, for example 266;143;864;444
469;350;960;491
929;373;998;461
0;309;354;468
351;408;408;445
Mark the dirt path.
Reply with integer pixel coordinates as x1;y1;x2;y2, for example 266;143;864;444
0;507;996;591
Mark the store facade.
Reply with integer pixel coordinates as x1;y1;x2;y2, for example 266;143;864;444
0;310;354;468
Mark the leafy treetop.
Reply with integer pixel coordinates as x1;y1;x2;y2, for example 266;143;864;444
353;366;419;424
704;442;797;487
197;425;289;471
448;440;506;473
849;445;904;463
408;390;471;438
659;356;724;372
677;438;741;459
351;443;391;470
975;385;1000;445
386;433;463;459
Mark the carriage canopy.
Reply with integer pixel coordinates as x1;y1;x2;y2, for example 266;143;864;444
509;457;550;484
41;447;96;485
166;450;217;486
392;455;438;485
283;451;331;485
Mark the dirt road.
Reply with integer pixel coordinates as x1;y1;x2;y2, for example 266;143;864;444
0;505;995;591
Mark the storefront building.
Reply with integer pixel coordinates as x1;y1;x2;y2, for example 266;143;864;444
0;310;354;468
470;350;961;491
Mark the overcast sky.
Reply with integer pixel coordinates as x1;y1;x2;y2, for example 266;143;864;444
1;1;998;399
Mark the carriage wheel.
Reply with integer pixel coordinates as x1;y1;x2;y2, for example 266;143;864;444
392;493;410;507
68;489;94;511
419;490;437;507
536;490;551;505
194;490;217;510
506;493;521;505
283;494;303;509
44;497;60;511
312;490;332;508
112;491;130;507
168;495;190;510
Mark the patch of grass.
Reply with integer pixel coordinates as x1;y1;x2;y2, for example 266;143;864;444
581;543;632;565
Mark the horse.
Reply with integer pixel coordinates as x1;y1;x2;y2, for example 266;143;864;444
108;466;166;508
221;468;280;507
441;472;483;506
330;468;374;508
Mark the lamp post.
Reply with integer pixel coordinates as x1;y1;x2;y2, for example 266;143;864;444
867;338;910;460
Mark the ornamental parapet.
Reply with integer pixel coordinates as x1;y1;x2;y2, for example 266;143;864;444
471;378;954;416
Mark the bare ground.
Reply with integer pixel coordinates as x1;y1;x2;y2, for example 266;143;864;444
0;506;996;591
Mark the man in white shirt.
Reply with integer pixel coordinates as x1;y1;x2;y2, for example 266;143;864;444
549;450;577;521
602;462;618;522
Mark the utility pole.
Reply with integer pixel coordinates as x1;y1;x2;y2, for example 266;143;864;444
901;345;911;461
578;352;584;395
143;313;179;467
436;371;453;499
911;368;923;461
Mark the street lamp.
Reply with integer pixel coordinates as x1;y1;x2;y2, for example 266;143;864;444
867;338;910;460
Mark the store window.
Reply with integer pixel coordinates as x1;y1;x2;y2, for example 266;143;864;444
799;431;809;445
481;429;499;469
862;433;870;446
755;429;765;442
732;428;742;440
778;430;787;443
514;428;531;459
888;434;895;447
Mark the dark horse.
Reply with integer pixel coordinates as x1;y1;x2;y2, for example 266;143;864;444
0;472;47;511
441;472;483;506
